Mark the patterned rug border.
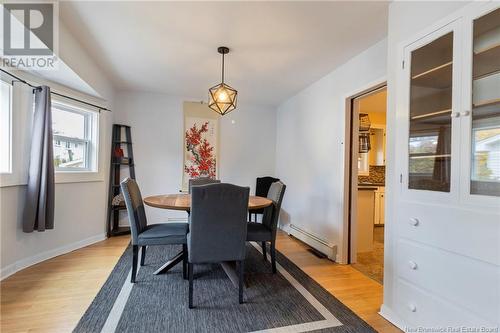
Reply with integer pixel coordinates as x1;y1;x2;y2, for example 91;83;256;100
74;243;376;333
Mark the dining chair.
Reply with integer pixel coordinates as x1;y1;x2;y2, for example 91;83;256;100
121;178;189;283
188;183;249;308
249;176;280;222
188;177;221;193
246;181;286;274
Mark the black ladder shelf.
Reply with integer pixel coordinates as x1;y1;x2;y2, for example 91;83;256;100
107;124;136;237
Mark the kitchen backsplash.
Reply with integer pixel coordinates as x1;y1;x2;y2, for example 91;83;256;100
359;165;385;185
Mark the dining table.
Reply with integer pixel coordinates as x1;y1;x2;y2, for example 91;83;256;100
143;193;273;287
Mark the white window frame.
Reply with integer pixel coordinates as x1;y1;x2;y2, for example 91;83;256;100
0;78;104;187
52;101;96;172
0;80;32;187
51;98;100;181
0;79;12;174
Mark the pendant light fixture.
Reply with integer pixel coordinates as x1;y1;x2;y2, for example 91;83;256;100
208;46;237;116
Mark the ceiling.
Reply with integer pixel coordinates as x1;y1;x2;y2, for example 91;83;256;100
60;1;389;106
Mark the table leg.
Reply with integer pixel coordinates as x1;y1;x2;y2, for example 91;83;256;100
153;250;185;275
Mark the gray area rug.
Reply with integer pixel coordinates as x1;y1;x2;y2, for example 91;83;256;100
74;243;376;332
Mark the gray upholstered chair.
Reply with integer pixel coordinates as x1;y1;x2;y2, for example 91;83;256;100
121;178;189;283
249;176;280;221
187;183;249;308
188;177;221;193
246;181;286;274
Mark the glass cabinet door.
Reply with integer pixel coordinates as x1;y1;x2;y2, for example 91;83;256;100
470;8;500;197
408;32;454;192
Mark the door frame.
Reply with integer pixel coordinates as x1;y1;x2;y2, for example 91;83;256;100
340;78;386;265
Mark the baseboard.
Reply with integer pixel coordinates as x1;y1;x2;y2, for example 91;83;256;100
166;217;188;222
379;304;407;331
283;224;337;261
0;233;107;281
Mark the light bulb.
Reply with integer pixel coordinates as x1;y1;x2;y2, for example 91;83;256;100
217;90;228;102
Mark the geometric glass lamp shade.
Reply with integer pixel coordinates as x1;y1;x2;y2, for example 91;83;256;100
208;82;237;115
208;46;238;116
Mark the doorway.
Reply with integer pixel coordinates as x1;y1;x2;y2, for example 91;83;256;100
346;84;387;284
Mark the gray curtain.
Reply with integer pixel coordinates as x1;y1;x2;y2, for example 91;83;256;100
23;86;55;232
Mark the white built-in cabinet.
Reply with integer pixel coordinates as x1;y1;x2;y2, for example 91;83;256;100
392;3;500;328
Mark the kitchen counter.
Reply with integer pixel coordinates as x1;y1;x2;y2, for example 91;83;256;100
358;183;385;187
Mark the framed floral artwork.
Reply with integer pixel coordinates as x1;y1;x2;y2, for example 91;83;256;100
182;102;220;191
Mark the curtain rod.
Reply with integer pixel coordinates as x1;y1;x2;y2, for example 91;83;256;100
0;69;111;112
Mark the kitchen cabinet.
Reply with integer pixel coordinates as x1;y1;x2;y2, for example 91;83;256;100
356;187;375;252
374;187;385;225
369;128;386;166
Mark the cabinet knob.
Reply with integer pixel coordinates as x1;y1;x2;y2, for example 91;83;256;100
460;110;471;117
451;112;460;118
408;303;417;312
408;260;418;270
409;217;419;226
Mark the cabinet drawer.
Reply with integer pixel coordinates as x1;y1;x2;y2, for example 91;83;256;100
397;239;500;324
397;201;499;265
395;279;494;328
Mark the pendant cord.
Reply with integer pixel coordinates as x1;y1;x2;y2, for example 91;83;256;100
221;52;225;84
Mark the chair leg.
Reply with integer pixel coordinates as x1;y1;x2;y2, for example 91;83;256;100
182;244;188;280
131;245;139;283
140;246;146;266
238;260;245;304
261;241;267;261
188;263;194;309
270;241;277;274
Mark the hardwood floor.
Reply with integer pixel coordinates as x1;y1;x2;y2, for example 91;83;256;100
275;232;400;333
1;232;400;333
0;236;130;333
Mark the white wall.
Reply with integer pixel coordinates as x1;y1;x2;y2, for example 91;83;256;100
113;91;276;223
0;22;115;279
275;38;387;261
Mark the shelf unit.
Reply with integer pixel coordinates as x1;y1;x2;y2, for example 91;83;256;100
106;124;136;237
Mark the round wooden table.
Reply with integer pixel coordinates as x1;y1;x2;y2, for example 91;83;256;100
143;194;273;211
142;193;273;282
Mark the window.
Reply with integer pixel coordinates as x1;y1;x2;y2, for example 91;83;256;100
0;80;12;174
52;101;98;172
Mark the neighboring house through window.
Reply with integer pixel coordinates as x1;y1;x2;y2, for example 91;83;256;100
52;100;99;172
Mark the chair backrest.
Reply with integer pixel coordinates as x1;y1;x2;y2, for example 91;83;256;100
120;178;147;245
188;183;249;263
262;181;286;239
255;176;280;197
188;177;221;193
